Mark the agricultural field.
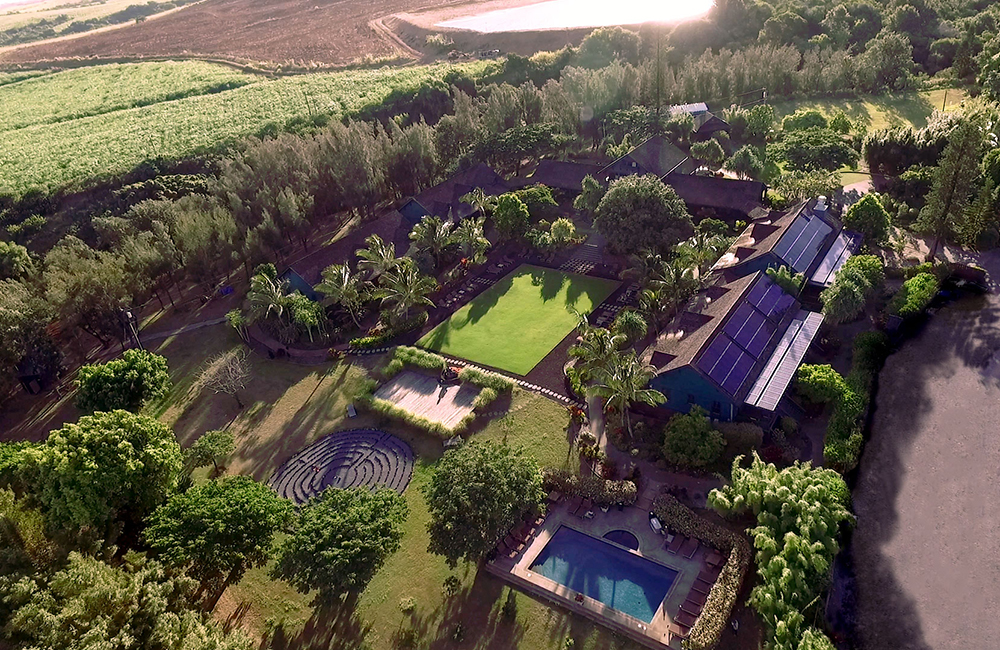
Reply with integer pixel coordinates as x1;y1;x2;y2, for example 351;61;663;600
0;0;162;31
0;59;493;195
0;0;443;66
0;60;254;131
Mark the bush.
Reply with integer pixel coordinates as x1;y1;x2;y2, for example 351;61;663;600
350;312;428;349
390;346;447;373
472;387;498;410
889;272;939;318
362;396;458;437
651;494;751;650
458;366;515;392
715;422;763;452
796;364;847;404
75;349;171;414
541;467;637;507
661;406;725;468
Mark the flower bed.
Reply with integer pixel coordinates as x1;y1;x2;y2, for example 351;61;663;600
651;494;751;650
541;467;637;507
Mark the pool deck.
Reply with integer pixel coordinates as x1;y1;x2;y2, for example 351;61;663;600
486;498;715;650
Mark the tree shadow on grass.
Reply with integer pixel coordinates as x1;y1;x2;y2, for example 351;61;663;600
419;569;525;650
264;598;374;650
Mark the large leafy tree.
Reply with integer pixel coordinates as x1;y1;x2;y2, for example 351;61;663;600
770;128;858;172
272;487;407;603
843;194;891;247
572;174;606;216
0;279;59;395
594;175;694;255
589;351;665;441
184;429;236;473
725;145;765;180
316;263;371;329
145;476;293;606
820;255;884;324
374;264;437;324
0;552;251;650
75;349;171;414
709;455;852;650
0;241;33;280
24;410;183;541
424;441;544;567
661;406;725;468
492;193;532;241
916;115;985;260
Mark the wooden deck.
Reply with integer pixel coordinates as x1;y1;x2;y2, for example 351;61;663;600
374;371;478;429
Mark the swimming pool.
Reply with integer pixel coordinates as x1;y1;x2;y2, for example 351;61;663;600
603;529;640;550
529;526;677;623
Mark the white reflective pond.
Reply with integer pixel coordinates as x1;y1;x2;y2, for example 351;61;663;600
437;0;714;33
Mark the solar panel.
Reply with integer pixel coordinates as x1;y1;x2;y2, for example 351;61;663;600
773;214;833;272
746;278;770;307
746;322;773;357
734;310;772;353
723;303;756;339
722;353;755;395
698;336;728;374
752;282;784;316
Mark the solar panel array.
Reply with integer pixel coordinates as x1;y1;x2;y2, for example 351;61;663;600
696;276;796;396
773;213;833;272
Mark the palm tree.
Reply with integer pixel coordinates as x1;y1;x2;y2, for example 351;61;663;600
452;216;491;264
246;272;290;324
409;216;456;269
315;263;371;328
676;232;732;278
287;292;325;343
460;188;497;218
375;264;437;324
355;234;399;279
569;326;626;379
638;259;698;330
589;352;665;442
620;250;667;288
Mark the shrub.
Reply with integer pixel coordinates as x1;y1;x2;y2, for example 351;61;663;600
350;312;428;349
391;346;447;373
715;422;763;452
796;364;848;404
458;366;515;392
350;333;392;349
661;406;725;468
541;467;637;507
889;272;939;318
611;310;647;344
651;494;751;650
472;387;498;410
843;195;891;247
363;397;456;437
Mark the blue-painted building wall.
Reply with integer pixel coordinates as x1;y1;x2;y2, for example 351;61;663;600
729;252;783;282
650;366;738;422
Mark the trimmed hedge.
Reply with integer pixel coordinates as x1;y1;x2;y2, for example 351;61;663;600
541;467;637;507
350;312;428;349
889;272;940;318
651;494;751;650
362;395;474;438
473;387;498;410
384;346;447;378
458;366;515;392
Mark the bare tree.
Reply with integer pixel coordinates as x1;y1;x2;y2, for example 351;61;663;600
198;348;251;408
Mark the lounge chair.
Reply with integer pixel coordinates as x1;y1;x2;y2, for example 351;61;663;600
567;495;583;513
680;537;700;559
668;623;690;641
504;535;525;552
575;498;593;516
674;609;698;628
692;579;714;596
686;589;707;606
667;535;686;554
705;550;724;567
681;599;703;617
697;569;719;584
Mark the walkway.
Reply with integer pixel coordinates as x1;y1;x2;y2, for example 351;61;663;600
142;316;228;341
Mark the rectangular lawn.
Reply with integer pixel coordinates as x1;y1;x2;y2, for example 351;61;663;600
418;264;618;375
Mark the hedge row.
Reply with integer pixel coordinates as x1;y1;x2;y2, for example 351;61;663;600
350;312;428;349
541;467;637;507
651;494;751;650
384;345;448;378
888;272;940;318
458;366;516;392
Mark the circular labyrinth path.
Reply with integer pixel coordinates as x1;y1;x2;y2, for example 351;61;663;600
269;429;414;505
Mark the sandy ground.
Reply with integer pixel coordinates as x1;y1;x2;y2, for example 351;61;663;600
851;248;1000;650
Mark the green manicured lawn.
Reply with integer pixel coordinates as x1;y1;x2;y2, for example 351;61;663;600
770;87;969;132
419;265;619;375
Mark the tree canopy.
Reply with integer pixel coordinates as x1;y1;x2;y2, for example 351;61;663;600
423;441;544;567
75;349;172;414
661;406;725;468
843;194;891;247
492;193;532;241
24;410;183;539
594;175;694;255
184;428;236;473
272;486;407;603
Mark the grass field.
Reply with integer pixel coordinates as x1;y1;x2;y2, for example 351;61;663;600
0;0;163;31
418;265;619;375
771;87;970;132
0;59;493;195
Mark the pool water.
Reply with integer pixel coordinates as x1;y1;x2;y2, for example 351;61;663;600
530;526;677;623
603;529;640;550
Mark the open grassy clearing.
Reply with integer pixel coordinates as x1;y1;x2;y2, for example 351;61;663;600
0;68;49;86
419;265;619;375
770;87;970;132
0;61;256;132
0;59;493;195
150;329;635;649
0;0;161;31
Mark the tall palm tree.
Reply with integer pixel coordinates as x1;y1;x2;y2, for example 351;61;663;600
637;258;699;330
375;264;437;324
569;326;626;379
589;352;665;442
315;263;371;328
676;232;732;277
355;235;399;279
246;273;290;324
452;216;491;264
409;216;456;269
460;188;497;218
620;249;666;288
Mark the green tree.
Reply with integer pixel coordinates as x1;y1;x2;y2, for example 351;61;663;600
569;325;626;380
573;174;606;216
375;264;437;324
0;279;58;396
452;216;492;264
424;441;544;567
246;271;290;325
577;26;640;68
796;364;848;404
916;116;985;260
770;128;858;172
725;145;765;180
145;476;292;607
1;552;251;650
857;30;914;92
316;263;371;329
781;110;828;132
460;188;497;218
819;275;866;324
75;349;171;414
661;406;725;468
24;410;183;540
594;175;694;255
409;215;456;270
844;194;891;247
0;240;33;280
689;139;726;170
611;310;647;344
765;265;804;295
185;429;236;473
492;193;532;241
549;218;577;246
272;487;407;603
590;351;665;441
355;234;401;279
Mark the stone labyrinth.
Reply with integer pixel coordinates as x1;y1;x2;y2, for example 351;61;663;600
269;429;414;505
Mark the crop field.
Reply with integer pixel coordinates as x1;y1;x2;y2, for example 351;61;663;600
0;59;493;195
0;60;254;131
0;0;158;31
1;0;447;66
